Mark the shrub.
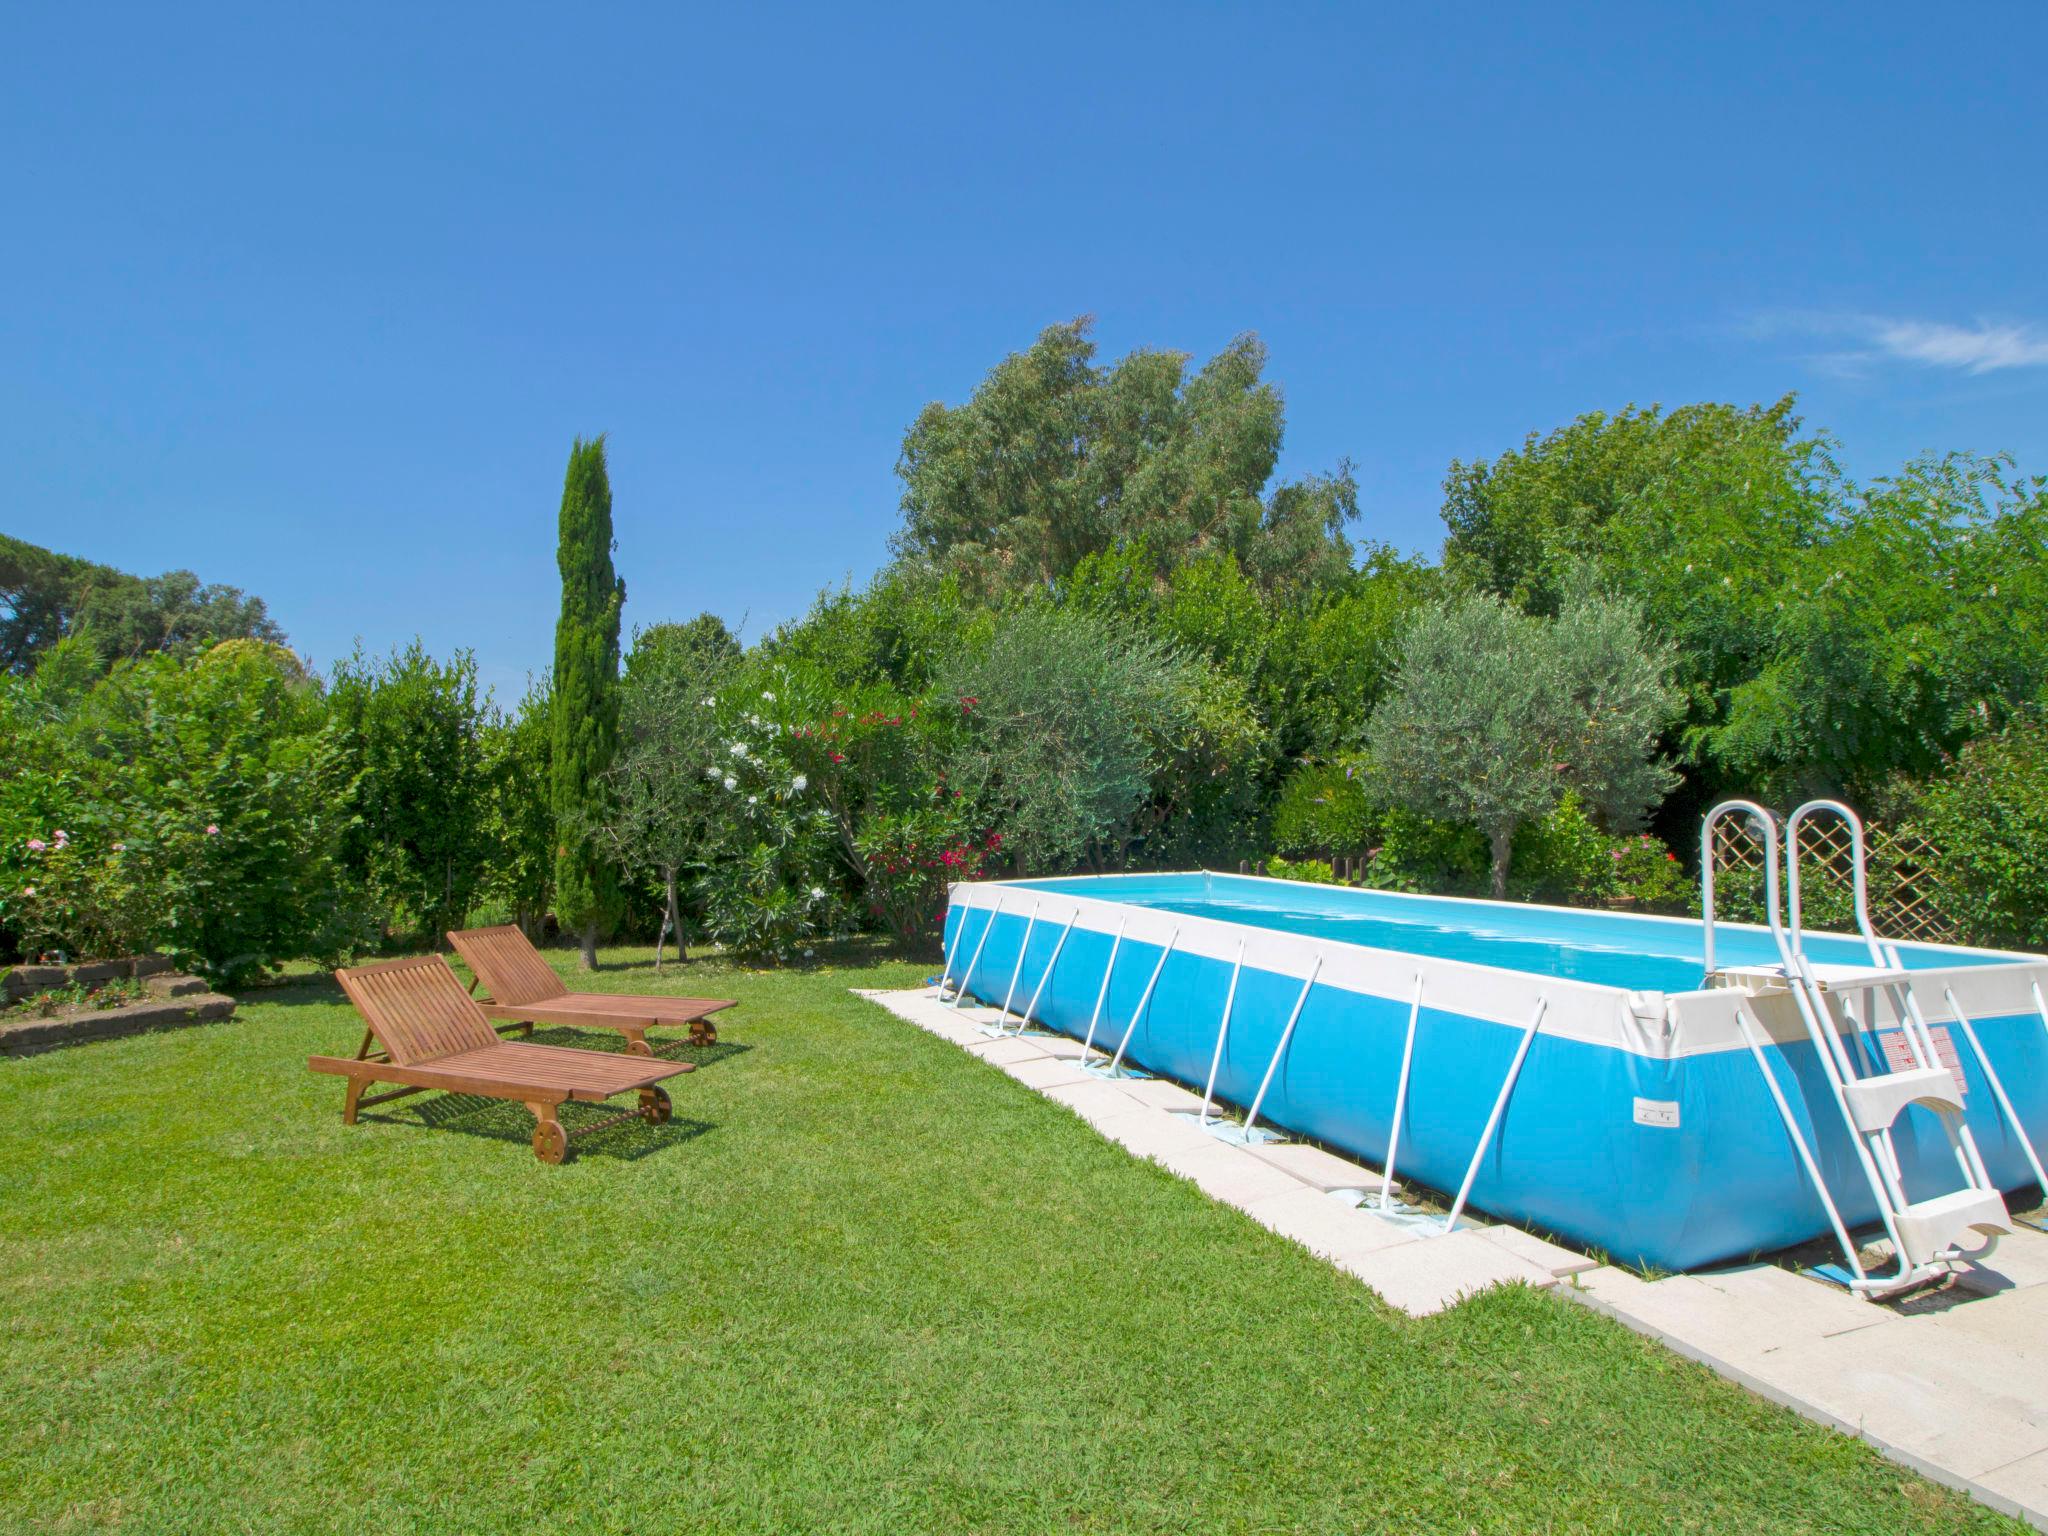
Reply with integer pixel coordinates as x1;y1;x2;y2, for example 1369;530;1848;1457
1363;807;1490;894
328;641;490;945
692;673;853;962
1509;792;1616;905
1265;854;1338;884
3;823;149;962
60;642;363;984
1607;834;1692;914
1907;710;2048;950
1270;758;1376;857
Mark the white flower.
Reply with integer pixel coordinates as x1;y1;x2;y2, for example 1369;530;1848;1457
789;774;808;794
748;794;759;806
700;696;714;707
809;886;825;900
730;741;748;756
704;766;721;779
723;776;738;791
762;690;776;702
746;713;761;727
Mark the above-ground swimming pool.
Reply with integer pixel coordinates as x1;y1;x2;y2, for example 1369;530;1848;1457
940;871;2048;1274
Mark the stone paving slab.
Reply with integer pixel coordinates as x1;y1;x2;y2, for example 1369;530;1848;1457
1948;1228;2048;1295
1980;1449;2048;1518
1156;1139;1308;1208
1242;1185;1420;1264
1244;1140;1381;1193
1473;1222;1603;1279
1570;1247;2048;1530
1110;1077;1209;1114
1092;1107;1221;1164
1746;1320;2048;1482
1338;1230;1558;1317
999;1055;1095;1092
1042;1077;1150;1127
962;1035;1051;1065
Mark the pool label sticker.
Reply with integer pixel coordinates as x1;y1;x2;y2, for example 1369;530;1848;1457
1633;1097;1681;1128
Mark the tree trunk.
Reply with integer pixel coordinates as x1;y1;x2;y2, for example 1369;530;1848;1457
664;871;686;964
579;921;598;970
1488;825;1514;901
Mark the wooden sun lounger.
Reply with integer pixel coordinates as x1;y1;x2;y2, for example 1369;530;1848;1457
310;953;693;1163
448;925;736;1054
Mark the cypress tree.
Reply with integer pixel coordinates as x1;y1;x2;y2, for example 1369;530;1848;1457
549;435;625;968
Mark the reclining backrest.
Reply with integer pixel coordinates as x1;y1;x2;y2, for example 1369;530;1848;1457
336;954;502;1066
448;925;569;1007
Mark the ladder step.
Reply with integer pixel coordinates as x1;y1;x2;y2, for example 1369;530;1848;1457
1893;1187;2008;1267
1842;1066;1964;1132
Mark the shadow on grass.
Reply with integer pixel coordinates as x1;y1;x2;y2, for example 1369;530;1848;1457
365;1091;716;1162
519;1026;753;1069
570;934;931;978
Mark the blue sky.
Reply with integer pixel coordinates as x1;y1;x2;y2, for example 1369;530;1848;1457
5;4;2044;699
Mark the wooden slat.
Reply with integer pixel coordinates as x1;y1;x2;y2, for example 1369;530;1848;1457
447;926;570;1006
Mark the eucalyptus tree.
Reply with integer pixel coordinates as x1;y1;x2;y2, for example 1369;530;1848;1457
894;319;1359;597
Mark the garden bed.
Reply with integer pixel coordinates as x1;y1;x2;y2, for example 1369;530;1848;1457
0;955;234;1054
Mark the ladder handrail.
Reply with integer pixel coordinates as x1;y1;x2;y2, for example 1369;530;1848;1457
1786;799;1885;967
1700;799;1790;978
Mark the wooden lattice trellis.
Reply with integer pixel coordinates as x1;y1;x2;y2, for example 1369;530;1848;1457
1711;816;1957;946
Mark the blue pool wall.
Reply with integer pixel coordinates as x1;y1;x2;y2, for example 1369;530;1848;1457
940;882;2048;1273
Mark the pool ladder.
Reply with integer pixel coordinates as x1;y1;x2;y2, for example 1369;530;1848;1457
1701;799;2009;1298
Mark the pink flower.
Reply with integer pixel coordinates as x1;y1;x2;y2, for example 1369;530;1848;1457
205;824;220;836
26;839;45;852
21;886;34;897
112;843;125;852
52;829;68;843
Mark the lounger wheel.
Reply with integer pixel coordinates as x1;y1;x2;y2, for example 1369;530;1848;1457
532;1118;568;1164
640;1085;672;1125
689;1020;717;1047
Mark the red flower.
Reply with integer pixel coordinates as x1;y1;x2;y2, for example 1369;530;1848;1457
830;752;845;763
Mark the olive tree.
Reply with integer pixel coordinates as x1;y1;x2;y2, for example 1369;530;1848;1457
938;605;1188;872
1366;587;1679;899
593;619;740;966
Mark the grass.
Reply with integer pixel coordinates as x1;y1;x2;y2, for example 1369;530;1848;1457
0;941;2021;1535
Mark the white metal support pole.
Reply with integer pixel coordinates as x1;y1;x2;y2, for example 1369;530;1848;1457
937;893;970;998
1078;919;1127;1059
1441;997;1548;1234
1377;973;1425;1210
1945;986;2048;1196
1735;1008;1866;1283
1198;943;1247;1124
951;896;1003;1010
1010;912;1078;1036
1106;929;1180;1076
995;902;1042;1028
1241;956;1324;1140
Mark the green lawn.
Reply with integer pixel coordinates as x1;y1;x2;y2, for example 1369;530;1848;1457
0;943;2017;1534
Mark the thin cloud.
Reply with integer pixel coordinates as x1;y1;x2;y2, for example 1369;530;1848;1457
1866;318;2048;373
1745;311;2048;376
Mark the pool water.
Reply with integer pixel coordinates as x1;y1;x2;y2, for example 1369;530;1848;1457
1014;873;1999;993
